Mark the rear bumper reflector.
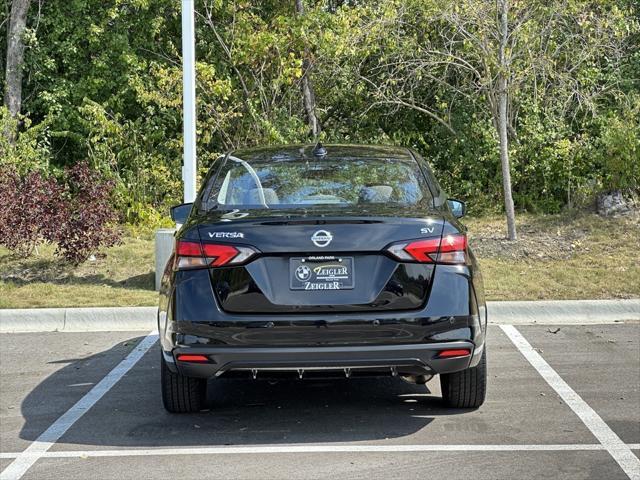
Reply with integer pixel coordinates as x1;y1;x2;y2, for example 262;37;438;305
437;348;471;358
176;354;210;363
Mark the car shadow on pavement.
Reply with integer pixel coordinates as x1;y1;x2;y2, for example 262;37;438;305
19;336;477;448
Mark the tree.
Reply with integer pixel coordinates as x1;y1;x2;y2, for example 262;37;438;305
294;0;320;139
349;0;633;240
3;0;31;142
496;0;517;240
2;0;636;224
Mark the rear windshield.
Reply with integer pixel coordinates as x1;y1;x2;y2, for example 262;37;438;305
202;155;433;210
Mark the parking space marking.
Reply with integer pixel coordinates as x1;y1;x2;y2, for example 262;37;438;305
500;325;640;480
2;443;640;459
0;332;158;480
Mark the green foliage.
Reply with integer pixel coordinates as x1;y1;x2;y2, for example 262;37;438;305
78;99;183;222
0;108;51;174
5;0;639;224
593;99;640;192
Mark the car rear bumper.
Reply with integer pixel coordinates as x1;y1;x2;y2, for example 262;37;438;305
164;340;483;378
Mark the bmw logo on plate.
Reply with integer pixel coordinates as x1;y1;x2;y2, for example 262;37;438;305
311;230;333;247
295;265;312;281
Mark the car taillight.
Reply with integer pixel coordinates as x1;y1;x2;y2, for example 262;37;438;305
387;234;468;265
174;240;258;270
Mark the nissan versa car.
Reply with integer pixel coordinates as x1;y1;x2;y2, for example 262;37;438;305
159;144;487;413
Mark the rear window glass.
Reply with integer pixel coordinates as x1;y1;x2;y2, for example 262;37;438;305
203;156;433;210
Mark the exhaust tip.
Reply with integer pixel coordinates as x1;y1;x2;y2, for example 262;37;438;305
400;374;433;385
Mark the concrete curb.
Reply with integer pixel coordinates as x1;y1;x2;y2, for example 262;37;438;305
0;300;638;333
488;299;640;325
0;307;158;333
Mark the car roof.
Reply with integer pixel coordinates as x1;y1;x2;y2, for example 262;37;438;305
229;144;415;163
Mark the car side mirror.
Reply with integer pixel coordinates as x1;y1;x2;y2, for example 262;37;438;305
447;199;466;218
170;203;193;224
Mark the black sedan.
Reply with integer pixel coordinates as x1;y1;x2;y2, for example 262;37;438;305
159;144;487;412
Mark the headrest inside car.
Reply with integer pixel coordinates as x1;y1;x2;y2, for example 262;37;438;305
359;185;393;203
246;188;280;205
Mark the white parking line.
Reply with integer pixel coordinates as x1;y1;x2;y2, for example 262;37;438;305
0;332;158;480
1;443;640;459
500;325;640;480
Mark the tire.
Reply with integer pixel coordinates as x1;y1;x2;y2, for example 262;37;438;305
161;351;207;413
440;348;487;408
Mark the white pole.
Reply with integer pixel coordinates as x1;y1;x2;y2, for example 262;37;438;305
181;0;197;203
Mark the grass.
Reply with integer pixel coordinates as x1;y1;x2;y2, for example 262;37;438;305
0;235;158;308
466;212;640;301
0;212;638;308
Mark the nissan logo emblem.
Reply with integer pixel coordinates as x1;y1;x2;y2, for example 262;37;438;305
311;230;333;248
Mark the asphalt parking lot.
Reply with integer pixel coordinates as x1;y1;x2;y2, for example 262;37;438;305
1;323;638;480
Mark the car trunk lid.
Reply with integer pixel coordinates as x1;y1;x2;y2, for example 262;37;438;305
196;206;443;315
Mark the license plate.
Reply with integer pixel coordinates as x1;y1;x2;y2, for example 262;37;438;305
290;257;354;290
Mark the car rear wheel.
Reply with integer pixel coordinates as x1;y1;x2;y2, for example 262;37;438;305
440;348;486;408
161;351;207;413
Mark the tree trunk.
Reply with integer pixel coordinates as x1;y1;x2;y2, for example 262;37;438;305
3;0;31;143
497;0;517;241
294;0;320;139
4;0;31;116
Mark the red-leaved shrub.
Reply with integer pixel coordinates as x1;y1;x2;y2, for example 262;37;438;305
0;162;121;264
55;162;121;264
0;167;67;256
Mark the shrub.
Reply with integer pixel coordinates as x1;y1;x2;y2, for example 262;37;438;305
55;162;121;264
0;167;66;256
0;163;121;264
595;103;640;193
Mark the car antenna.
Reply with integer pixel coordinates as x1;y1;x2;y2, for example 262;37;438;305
312;142;327;157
